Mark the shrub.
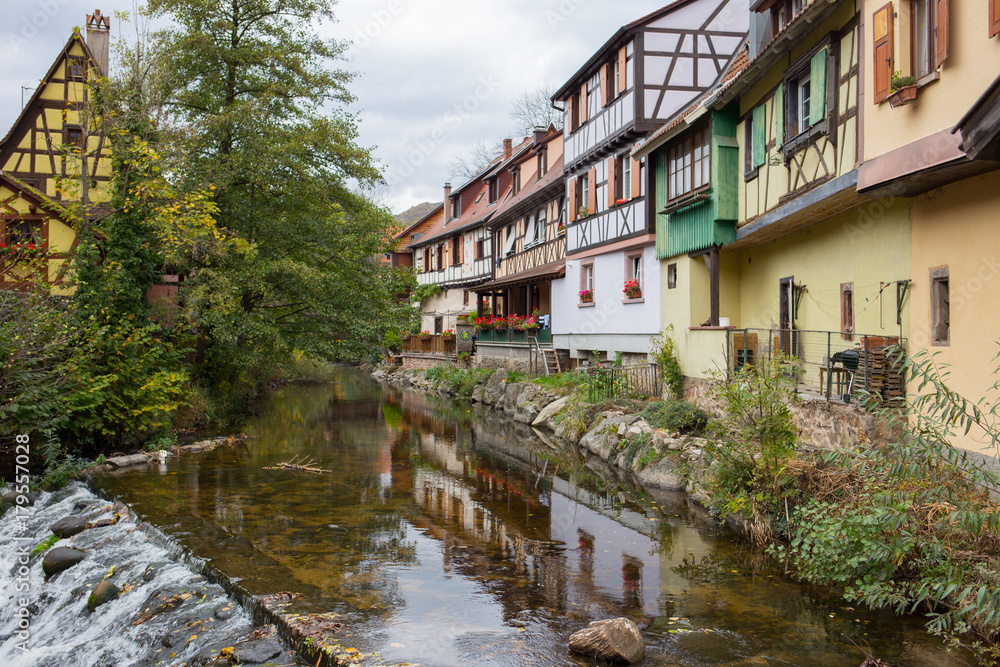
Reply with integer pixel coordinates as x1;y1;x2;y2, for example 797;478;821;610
650;326;684;399
640;400;709;434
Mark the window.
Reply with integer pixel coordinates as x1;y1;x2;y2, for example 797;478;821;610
625;251;643;290
463;290;470;306
512;167;521;195
622;156;632;200
11;220;41;246
523;214;536;248
992;0;1000;38
410;232;422;244
67;57;85;81
570;91;582;131
783;46;828;138
577;173;589;216
872;3;894;103
422;248;430;272
771;0;806;34
488;178;499;204
538;147;548;178
436;244;444;271
451;236;462;265
607;57;620;105
580;259;595;302
667;124;710;200
667;263;677;289
475;239;484;260
451;196;461;219
503;224;516;256
65;126;84;151
910;0;948;78
434;317;443;334
840;283;854;339
930;267;949;345
536;207;547;244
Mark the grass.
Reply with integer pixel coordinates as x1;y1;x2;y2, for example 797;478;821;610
32;534;59;556
531;371;589;392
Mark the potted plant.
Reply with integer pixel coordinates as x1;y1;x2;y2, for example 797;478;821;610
557;221;566;236
579;289;594;303
888;71;918;108
623;279;642;299
442;329;456;340
399;330;410;342
419;330;432;340
577;205;589;218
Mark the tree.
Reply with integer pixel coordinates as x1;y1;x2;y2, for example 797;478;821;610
509;84;563;135
448;137;505;181
146;0;412;380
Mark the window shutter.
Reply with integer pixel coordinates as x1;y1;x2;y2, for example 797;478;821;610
773;83;785;148
992;0;1000;37
631;157;641;199
935;0;949;66
600;65;608;107
568;179;578;221
809;47;828;126
607;156;617;207
752;105;767;167
872;3;893;103
580;82;589;122
537;209;547;242
524;215;536;246
566;95;575;130
503;227;516;255
587;167;597;213
458;236;464;264
618;46;628;93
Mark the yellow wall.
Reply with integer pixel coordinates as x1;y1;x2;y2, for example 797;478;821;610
863;0;1000;159
909;170;1000;453
0;183;77;294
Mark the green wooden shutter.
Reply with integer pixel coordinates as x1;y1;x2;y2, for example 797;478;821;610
752;105;766;167
773;83;784;149
809;48;828;126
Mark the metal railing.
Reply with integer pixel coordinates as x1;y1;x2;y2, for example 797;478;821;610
727;328;906;404
587;363;661;402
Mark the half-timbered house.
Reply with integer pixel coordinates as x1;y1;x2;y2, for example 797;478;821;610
550;0;748;365
474;127;566;369
411;138;530;333
0;11;112;293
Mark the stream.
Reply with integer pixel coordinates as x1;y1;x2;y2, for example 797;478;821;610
1;367;974;665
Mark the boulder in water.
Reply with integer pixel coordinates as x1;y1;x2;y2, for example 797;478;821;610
42;546;87;578
50;516;87;538
232;638;283;664
568;617;644;664
88;580;120;612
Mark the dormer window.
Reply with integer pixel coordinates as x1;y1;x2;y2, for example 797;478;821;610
538;148;548;179
512;167;521;195
488;177;499;204
451;196;461;219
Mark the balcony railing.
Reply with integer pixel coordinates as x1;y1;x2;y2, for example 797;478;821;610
727;328;906;404
401;334;456;355
476;328;552;345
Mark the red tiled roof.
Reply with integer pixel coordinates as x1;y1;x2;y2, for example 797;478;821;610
491;151;565;225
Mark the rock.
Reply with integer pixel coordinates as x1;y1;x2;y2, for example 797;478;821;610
42;547;87;578
214;604;235;620
481;369;508;406
580;413;629;460
503;382;523;414
88;580;121;612
143;562;167;582
513;386;547;424
532;396;570;429
568;617;644;664
232;638;283;664
50;516;87;539
635;459;686;490
105;456;131;468
471;384;485;402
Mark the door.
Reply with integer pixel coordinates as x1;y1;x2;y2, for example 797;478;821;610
779;276;795;355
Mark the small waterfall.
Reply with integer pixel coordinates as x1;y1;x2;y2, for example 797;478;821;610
0;482;261;667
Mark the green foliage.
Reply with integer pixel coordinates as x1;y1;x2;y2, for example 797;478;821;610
32;535;59;557
506;370;527;383
650;326;684;399
531;371;588;392
425;365;493;398
617;431;652;469
770;348;1000;662
383;330;402;354
412;283;443;302
704;355;801;541
640;400;709;434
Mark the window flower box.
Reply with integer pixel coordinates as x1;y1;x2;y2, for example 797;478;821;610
442;330;455;340
419;331;432;341
579;289;594;303
888;85;917;108
623;280;642;299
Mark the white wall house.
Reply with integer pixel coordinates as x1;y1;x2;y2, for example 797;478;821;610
550;0;748;363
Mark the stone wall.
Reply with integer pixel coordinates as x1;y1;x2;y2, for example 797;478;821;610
401;354;455;371
473;355;531;374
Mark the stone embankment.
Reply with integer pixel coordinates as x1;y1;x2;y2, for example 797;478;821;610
372;367;714;502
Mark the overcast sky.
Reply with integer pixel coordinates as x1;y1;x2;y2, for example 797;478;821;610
1;0;669;214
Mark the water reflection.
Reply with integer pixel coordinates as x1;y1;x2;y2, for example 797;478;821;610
94;369;968;666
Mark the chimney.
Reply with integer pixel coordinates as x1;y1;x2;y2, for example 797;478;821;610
533;125;550;146
86;9;111;76
503;138;512;160
444;183;452;223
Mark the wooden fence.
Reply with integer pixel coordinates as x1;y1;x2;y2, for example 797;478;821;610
401;334;456;355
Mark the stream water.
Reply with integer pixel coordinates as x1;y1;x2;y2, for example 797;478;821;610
3;367;974;665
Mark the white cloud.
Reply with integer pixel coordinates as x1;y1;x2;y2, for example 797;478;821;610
1;0;670;212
